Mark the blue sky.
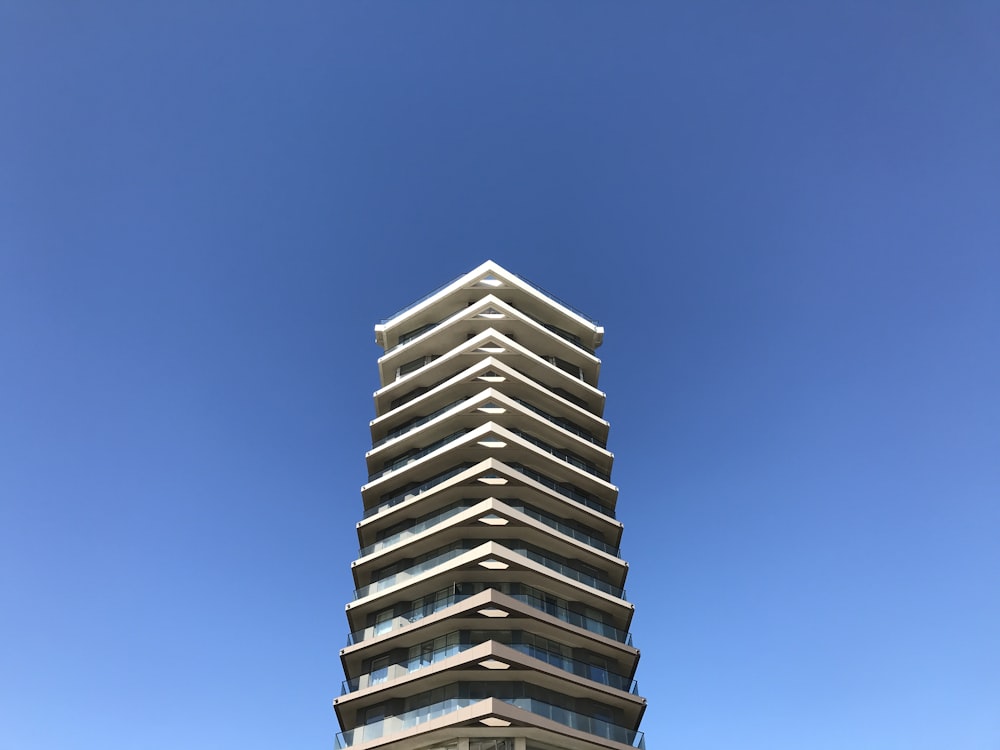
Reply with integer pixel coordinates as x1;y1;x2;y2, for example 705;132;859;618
2;2;998;749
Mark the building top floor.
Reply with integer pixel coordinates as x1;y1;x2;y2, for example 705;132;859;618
375;261;605;353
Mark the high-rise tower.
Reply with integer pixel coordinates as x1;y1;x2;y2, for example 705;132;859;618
335;261;646;750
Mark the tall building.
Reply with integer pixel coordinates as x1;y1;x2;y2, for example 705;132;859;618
335;261;646;750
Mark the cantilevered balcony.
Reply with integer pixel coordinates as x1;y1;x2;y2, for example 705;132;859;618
336;688;643;750
360;424;618;516
334;642;645;729
351;512;628;604
374;261;604;352
356;498;620;560
357;461;623;552
352;540;625;601
343;586;636;650
373;330;606;416
370;357;609;447
366;390;613;480
377;296;601;387
341;632;639;696
345;542;633;643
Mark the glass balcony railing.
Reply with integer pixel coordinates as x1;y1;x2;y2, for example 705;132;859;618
507;697;644;748
354;540;621;601
511;546;625;599
391;321;439;351
506;589;632;644
335;696;643;748
508;428;610;481
507;268;600;326
509;396;605;447
382;299;595;357
368;430;471;481
508;463;615;518
513;364;595;409
379;268;468;325
346;584;633;647
372;399;466;448
388;373;451;410
377;267;600;328
517;308;594;355
336;698;477;747
511;504;619;557
353;544;475;599
365;463;474;518
341;641;466;694
358;502;473;558
507;643;639;694
372;396;608;462
346;589;472;645
542;323;592;354
375;390;605;452
358;498;617;560
341;636;638;695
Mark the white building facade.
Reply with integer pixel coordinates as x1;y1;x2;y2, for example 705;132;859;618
335;261;646;750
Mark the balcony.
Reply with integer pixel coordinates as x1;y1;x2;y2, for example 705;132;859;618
336;697;476;747
511;546;625;599
508;428;610;481
511;504;619;557
365;464;474;518
507;696;645;748
335;695;644;748
353;541;622;602
381;297;596;357
341;640;465;694
508;463;614;518
346;584;633;647
509;395;605;447
375;391;605;451
372;398;466;448
341;635;638;695
358;501;473;558
369;430;471;481
353;543;475;599
358;499;618;560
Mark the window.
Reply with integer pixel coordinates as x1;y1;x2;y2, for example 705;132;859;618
373;608;394;635
368;655;391;685
397;356;430;379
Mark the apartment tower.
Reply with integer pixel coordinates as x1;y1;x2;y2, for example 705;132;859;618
335;261;646;750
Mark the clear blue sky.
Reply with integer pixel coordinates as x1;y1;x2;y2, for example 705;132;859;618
2;2;998;749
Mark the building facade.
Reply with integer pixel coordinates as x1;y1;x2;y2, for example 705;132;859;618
335;261;646;750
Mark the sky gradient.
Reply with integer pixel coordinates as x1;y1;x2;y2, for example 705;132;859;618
2;2;999;749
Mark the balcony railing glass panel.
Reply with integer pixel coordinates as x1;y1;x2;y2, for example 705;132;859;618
509;428;609;481
508;463;614;518
335;696;643;748
511;546;625;599
372;399;466;448
341;640;465;694
354;544;475;599
369;430;471;481
511;503;618;556
506;697;644;747
346;583;632;646
341;635;638;695
358;501;474;558
509;396;605;447
366;463;474;518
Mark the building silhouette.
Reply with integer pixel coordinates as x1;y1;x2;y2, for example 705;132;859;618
335;261;646;750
